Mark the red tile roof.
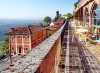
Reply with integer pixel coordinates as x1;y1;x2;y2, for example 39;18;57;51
8;25;43;35
8;18;65;35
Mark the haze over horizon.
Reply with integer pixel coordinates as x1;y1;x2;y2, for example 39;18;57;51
0;0;77;20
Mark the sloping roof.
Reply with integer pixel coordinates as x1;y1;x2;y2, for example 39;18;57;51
8;27;30;35
8;25;43;35
8;19;65;35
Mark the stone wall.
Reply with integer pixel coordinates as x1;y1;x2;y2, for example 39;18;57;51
35;37;61;73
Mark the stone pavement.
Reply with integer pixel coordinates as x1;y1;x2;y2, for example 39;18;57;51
86;42;100;63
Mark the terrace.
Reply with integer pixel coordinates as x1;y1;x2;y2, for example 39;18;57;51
0;21;66;73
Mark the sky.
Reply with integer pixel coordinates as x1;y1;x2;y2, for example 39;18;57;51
0;0;77;20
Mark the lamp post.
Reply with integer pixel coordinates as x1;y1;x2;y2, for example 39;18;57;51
9;47;13;66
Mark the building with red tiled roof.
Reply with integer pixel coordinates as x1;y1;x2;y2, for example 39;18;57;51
8;25;46;55
8;19;65;56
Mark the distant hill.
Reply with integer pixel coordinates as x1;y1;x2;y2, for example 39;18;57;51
0;19;42;41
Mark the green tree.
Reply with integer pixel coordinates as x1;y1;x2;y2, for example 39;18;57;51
0;38;9;55
54;11;61;21
74;2;79;8
63;13;73;20
43;16;51;27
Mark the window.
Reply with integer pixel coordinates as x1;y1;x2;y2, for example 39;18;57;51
25;48;28;50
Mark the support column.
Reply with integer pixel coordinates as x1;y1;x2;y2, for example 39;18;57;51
22;35;24;55
15;35;18;55
81;8;83;26
78;9;82;26
29;35;31;51
79;9;81;26
78;11;80;26
88;13;93;32
83;7;86;26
